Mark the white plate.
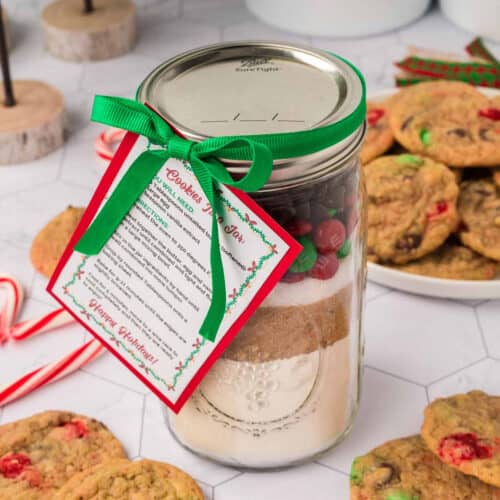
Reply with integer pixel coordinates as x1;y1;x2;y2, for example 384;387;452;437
366;87;500;300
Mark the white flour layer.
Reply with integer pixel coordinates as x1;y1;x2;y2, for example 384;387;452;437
168;337;353;468
262;254;354;307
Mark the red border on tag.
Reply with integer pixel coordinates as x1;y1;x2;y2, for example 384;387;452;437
48;131;301;413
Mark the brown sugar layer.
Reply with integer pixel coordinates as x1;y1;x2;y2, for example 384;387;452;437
223;284;352;363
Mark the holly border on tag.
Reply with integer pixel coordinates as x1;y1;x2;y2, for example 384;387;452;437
60;182;279;393
48;132;301;413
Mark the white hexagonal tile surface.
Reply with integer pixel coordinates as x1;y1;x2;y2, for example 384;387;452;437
364;292;487;385
1;3;500;499
428;359;500;400
476;300;500;359
215;463;349;500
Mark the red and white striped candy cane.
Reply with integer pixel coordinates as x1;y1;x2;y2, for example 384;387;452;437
95;127;126;164
0;339;105;407
9;308;75;342
0;274;24;344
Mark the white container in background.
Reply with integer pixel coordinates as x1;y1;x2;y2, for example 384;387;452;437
246;0;431;37
440;0;500;43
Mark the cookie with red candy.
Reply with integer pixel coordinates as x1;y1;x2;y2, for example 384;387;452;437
360;101;395;164
365;154;459;264
0;411;126;499
350;435;500;500
421;391;500;488
391;82;500;167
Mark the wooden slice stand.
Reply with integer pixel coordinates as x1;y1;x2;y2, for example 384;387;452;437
42;0;136;62
0;80;64;164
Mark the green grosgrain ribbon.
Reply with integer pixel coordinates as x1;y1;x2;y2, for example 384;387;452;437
75;59;365;342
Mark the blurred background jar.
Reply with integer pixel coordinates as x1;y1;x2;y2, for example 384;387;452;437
245;0;431;37
440;0;500;43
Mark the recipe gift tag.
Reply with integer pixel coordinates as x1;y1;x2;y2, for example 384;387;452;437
48;132;301;412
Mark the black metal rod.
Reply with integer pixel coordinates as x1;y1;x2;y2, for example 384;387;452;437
83;0;94;13
0;2;15;107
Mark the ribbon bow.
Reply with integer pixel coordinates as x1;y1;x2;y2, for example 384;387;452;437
76;57;365;342
76;96;272;342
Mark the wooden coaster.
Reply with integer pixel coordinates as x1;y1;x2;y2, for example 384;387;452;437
0;80;64;164
42;0;136;62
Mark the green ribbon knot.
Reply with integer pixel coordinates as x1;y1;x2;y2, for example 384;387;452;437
76;96;274;342
168;136;194;160
75;56;365;342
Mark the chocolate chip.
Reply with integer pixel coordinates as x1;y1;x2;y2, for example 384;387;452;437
311;204;331;224
401;115;414;131
479;127;493;142
295;202;311;220
269;207;296;225
315;183;330;201
324;185;345;208
395;234;422;251
447;128;469;139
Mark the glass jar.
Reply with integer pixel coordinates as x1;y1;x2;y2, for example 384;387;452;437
137;41;366;469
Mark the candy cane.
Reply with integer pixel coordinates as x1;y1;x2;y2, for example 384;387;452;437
95;127;126;164
9;308;75;342
0;339;105;407
0;274;24;344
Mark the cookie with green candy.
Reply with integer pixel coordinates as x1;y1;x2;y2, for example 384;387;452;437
365;154;459;264
391;87;500;167
390;80;484;120
350;435;500;500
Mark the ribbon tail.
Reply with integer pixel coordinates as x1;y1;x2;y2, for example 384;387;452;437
198;207;226;342
191;159;226;341
76;151;167;255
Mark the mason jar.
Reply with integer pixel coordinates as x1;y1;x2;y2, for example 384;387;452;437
137;41;367;469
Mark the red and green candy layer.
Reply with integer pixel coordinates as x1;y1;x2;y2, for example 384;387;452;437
283;212;352;282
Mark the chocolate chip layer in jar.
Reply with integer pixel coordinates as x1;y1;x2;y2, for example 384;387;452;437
137;41;367;468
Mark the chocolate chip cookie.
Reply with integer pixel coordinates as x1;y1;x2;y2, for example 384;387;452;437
360;101;395;164
350;435;500;500
0;411;126;499
492;168;500;188
390;81;485;136
53;459;204;499
421;391;500;488
365;154;459;264
393;93;500;167
30;206;85;278
458;179;500;261
389;244;498;280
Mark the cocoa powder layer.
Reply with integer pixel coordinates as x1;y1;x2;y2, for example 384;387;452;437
223;285;352;363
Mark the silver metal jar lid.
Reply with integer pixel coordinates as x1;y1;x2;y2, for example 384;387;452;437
137;41;365;191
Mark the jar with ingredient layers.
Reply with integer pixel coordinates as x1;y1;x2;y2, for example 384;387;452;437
137;41;367;469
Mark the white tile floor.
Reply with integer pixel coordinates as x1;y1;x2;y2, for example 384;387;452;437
1;1;499;498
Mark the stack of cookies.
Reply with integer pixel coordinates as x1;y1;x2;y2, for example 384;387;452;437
0;410;203;499
362;81;500;280
350;391;500;499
